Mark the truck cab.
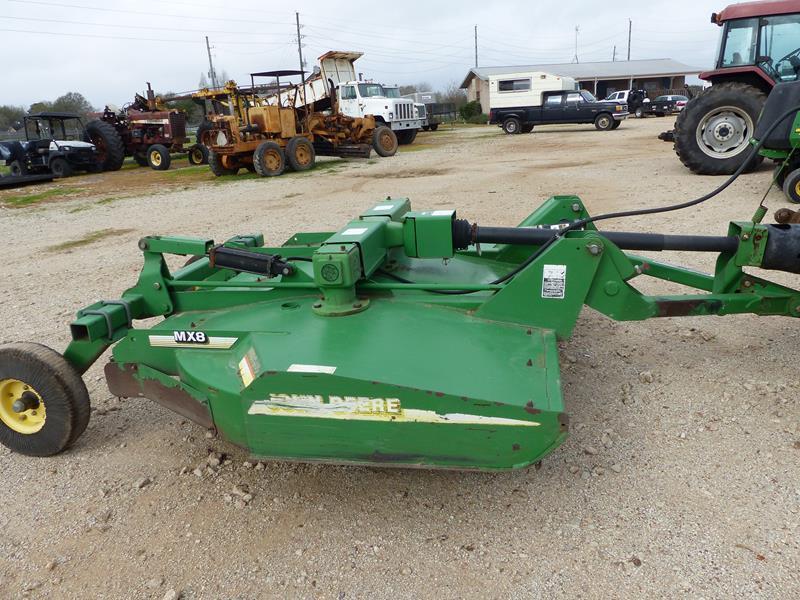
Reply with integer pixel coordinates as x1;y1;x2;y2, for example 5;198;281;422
335;81;421;144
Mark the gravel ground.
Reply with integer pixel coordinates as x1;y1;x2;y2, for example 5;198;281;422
0;119;798;599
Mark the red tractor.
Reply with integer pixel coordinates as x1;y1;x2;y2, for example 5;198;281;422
86;83;206;172
675;0;800;174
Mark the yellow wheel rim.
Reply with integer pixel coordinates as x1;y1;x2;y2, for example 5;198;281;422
0;379;46;435
295;145;311;167
191;149;202;163
150;151;162;167
795;181;800;197
265;150;281;171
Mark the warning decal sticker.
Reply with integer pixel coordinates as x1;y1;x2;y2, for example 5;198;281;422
542;264;566;299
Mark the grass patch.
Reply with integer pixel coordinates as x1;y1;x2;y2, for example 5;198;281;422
96;197;119;205
48;228;134;251
163;165;209;179
2;187;84;208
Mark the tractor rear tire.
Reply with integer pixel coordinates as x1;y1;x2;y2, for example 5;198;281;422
674;82;766;175
396;129;417;145
0;343;91;456
594;114;614;131
85;120;125;172
502;118;521;134
9;160;27;177
373;126;398;157
253;141;285;177
207;151;238;176
147;144;171;171
782;169;800;203
187;143;209;166
133;152;148;167
286;136;316;171
50;157;73;178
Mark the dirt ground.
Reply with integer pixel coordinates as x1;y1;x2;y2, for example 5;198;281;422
1;118;798;600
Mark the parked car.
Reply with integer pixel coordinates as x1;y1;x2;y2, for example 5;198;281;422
650;95;689;117
490;89;629;133
605;89;650;118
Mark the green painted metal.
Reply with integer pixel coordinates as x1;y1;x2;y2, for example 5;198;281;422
57;196;800;470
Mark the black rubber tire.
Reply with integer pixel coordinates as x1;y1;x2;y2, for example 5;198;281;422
502;117;521;134
429;123;439;131
85;120;125;172
421;125;430;131
0;343;90;456
9;160;27;176
207;151;238;176
782;168;800;203
396;129;418;145
521;123;534;133
635;107;644;118
253;141;285;177
187;143;209;166
147;144;171;171
594;114;614;131
50;157;73;178
132;152;149;167
372;126;398;157
286;136;316;171
674;82;767;175
611;120;622;130
196;120;213;144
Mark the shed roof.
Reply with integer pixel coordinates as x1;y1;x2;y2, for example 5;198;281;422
460;59;703;88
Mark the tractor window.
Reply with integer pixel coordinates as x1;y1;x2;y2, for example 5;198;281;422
721;18;758;67
759;14;800;81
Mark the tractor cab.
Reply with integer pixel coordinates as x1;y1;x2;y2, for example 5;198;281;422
709;4;800;89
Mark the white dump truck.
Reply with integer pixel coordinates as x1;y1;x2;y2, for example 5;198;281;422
274;51;421;145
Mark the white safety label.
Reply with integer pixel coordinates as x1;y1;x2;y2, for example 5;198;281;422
542;264;566;299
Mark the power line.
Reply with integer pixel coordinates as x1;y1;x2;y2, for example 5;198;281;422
8;0;295;26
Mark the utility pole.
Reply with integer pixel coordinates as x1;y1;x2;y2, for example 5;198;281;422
627;19;632;61
205;35;218;89
295;12;306;107
474;25;478;68
572;26;579;63
612;45;617;62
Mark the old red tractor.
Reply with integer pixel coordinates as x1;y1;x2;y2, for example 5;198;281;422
675;0;800;175
86;83;206;171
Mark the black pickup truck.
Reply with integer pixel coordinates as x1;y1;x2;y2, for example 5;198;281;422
489;90;629;134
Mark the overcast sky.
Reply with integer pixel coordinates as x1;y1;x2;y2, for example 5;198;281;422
2;0;727;108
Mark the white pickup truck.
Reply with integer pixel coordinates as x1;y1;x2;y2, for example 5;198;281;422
275;51;422;144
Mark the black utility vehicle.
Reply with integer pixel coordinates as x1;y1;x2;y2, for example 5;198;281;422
489;90;628;134
0;113;99;178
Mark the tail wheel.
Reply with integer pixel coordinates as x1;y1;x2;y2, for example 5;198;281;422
188;144;209;166
253;141;286;177
372;126;398;157
207;151;239;176
0;343;90;456
782;169;800;203
85;120;125;171
147;144;171;171
286;136;316;171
